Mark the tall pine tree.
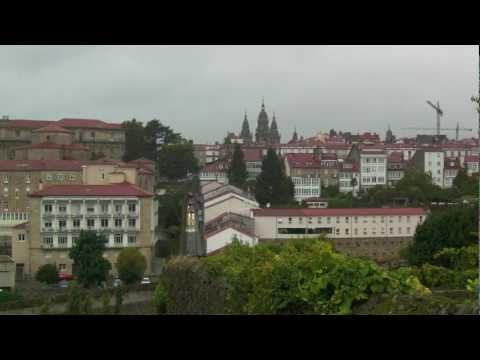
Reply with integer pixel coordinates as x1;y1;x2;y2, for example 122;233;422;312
255;147;294;207
228;144;248;188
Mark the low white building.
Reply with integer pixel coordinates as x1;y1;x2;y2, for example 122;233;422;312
443;158;461;189
410;149;445;188
203;184;259;223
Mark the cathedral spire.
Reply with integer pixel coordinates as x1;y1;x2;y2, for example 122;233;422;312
269;111;281;145
240;110;252;144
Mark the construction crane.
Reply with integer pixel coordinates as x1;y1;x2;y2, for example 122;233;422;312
402;122;473;141
426;100;443;135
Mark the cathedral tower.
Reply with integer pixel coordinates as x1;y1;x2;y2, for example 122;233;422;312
269;112;281;144
240;111;252;144
255;99;270;145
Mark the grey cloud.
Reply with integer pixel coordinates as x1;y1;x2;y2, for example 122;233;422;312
0;45;477;144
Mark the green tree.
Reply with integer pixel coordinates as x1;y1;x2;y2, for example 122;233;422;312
153;281;169;314
35;263;59;285
122;118;145;162
255;148;294;207
405;207;478;266
157;143;199;180
116;248;147;285
69;230;111;288
228;144;248;188
101;289;112;314
66;282;92;314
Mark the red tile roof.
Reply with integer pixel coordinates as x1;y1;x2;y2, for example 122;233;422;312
0;160;88;171
243;148;263;162
252;207;427;217
30;182;154;198
5;118;122;130
205;225;256;240
285;153;321;169
33;124;74;134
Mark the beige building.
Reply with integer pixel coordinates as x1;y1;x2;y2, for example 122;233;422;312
26;182;157;277
0;118;125;161
251;207;427;262
0;255;15;289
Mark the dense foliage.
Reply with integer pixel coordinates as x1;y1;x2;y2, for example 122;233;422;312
255;147;295;207
69;230;111;288
152;281;169;314
35;263;59;285
203;239;429;315
116;248;147;285
122;118;145;162
65;282;93;314
228;144;248;188
404;206;477;266
157;143;199;180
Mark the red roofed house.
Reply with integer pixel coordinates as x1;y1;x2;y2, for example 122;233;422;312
0;117;125;161
284;153;323;202
199;158;229;185
251;207;428;262
25;181;157;277
443;157;461;188
338;161;360;194
464;155;479;176
242;148;263;180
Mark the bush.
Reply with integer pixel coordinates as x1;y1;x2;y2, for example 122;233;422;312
35;264;59;284
166;239;430;315
116;248;147;285
152;281;169;314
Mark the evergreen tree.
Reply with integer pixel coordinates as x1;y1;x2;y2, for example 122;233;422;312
228;144;248;188
69;230;111;288
122;118;145;162
452;168;470;195
255;148;294;207
157;143;199;180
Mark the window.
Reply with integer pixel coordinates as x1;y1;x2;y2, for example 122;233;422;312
398;227;402;234
46;174;52;181
114;234;123;245
72;236;79;245
406;216;410;223
354;228;358;235
59;205;67;213
389;227;393;234
43;236;53;247
73;219;80;228
3;176;8;184
336;228;340;235
407;227;411;234
354;217;358;223
58;264;67;271
327;217;331;224
101;203;109;213
277;218;283;224
317;217;322;224
58;220;66;229
57;174;64;181
101;219;109;228
18;233;25;241
58;236;68;248
345;228;349;235
128;203;136;213
87;219;95;228
15;130;20;137
87;205;95;213
25;175;31;184
336;217;340;224
115;219;122;228
44;221;52;229
69;175;75;181
363;228;367;235
345;217;349;223
128;235;136;244
115;204;122;213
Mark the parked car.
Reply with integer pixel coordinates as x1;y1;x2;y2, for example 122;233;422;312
141;277;151;285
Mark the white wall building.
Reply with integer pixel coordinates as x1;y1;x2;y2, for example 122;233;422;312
359;149;387;191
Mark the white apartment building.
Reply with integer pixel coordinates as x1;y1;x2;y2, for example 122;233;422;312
291;176;322;202
359;149;387;191
443;158;460;189
423;150;444;188
464;155;479;176
338;161;359;194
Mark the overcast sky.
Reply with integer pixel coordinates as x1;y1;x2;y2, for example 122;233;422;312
0;45;477;143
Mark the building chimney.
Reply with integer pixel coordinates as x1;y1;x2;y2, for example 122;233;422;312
82;165;87;184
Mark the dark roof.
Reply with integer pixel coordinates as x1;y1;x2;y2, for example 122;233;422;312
33;124;74;134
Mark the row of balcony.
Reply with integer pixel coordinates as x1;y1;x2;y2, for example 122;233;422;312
41;227;139;233
43;212;139;218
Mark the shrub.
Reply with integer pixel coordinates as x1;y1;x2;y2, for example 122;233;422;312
101;289;111;314
152;281;169;314
35;264;59;284
168;239;430;315
114;286;123;314
116;248;147;285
